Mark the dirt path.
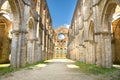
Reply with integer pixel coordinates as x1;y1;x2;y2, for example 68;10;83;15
0;59;120;80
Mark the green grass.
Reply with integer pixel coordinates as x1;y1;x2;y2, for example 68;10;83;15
25;61;48;67
0;61;48;75
0;66;18;75
75;61;119;75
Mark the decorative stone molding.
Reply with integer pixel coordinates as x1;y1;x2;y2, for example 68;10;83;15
94;32;112;35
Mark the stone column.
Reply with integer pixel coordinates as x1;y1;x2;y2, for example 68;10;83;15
42;29;45;60
32;39;35;63
34;39;39;63
27;40;33;64
95;33;102;67
20;31;28;67
88;40;96;64
10;31;19;68
103;33;112;68
45;32;48;60
27;38;35;64
101;33;105;67
84;41;89;64
37;29;42;61
48;36;50;59
37;41;42;61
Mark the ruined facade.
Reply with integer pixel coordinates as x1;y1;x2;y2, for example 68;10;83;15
0;0;54;68
68;0;120;68
54;27;68;58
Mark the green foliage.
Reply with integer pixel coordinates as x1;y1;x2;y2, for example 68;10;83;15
75;61;119;75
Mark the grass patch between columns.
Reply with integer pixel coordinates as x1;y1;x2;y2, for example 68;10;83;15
75;61;120;75
0;61;48;75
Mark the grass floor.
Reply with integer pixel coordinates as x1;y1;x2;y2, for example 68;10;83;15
0;61;48;75
74;61;120;75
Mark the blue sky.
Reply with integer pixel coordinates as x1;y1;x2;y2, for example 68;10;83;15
46;0;77;29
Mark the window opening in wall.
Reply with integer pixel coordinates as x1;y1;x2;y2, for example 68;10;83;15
58;33;65;40
60;48;62;54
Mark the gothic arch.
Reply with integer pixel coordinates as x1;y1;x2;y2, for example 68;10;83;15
101;0;120;67
0;12;12;63
27;17;35;39
88;20;96;64
26;17;35;64
101;0;117;32
0;0;21;26
88;21;94;41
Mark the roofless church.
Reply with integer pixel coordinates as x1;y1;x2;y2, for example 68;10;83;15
0;0;120;69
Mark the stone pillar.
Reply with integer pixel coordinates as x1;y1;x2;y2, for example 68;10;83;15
32;39;35;63
88;40;96;64
34;39;39;62
37;29;42;61
45;33;48;60
10;29;27;68
92;41;96;64
79;46;82;62
48;36;50;59
95;33;102;67
84;41;89;64
20;31;28;67
82;45;86;62
37;41;42;61
103;33;112;68
10;31;19;68
27;40;33;64
42;29;45;60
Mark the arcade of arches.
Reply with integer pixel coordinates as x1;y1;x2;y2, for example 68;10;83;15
0;0;120;68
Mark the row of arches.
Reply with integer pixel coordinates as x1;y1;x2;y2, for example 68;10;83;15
68;0;120;68
0;0;54;68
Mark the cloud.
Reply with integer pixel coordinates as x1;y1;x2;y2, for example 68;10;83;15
63;24;70;29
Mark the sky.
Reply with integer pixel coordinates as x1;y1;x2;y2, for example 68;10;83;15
46;0;77;29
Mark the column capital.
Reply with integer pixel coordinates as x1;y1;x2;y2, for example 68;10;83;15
94;32;112;35
11;29;28;34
